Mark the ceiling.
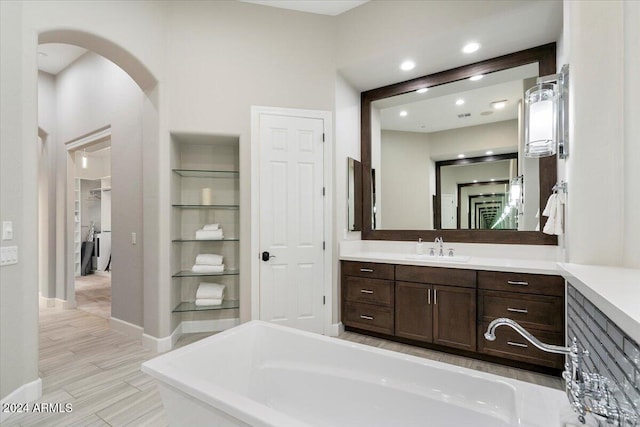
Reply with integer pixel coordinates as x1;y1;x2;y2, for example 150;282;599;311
375;63;538;134
38;43;87;75
240;0;369;16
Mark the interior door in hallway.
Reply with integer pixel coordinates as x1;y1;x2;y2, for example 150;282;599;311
259;114;325;334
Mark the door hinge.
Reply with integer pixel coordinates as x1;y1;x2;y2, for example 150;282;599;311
323;241;326;250
323;296;326;305
322;187;325;196
322;133;325;142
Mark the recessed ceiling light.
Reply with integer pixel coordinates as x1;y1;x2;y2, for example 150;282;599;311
490;178;495;181
416;88;428;94
480;111;493;116
400;60;415;71
486;150;494;155
491;100;507;109
456;99;465;106
38;51;48;57
469;74;483;81
457;154;465;159
473;179;478;183
462;42;481;54
399;110;408;117
479;193;484;195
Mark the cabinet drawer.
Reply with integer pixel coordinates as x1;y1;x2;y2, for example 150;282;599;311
344;276;394;307
343;302;394;335
477;323;564;369
342;261;394;280
478;271;564;296
396;265;476;288
478;290;564;333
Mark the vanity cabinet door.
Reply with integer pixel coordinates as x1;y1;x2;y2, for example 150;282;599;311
433;285;477;351
395;282;433;342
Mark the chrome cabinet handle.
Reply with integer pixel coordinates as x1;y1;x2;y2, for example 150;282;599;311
427;289;431;305
360;289;374;294
507;307;528;314
434;289;437;305
507;341;528;348
360;268;374;273
507;280;529;286
360;315;374;320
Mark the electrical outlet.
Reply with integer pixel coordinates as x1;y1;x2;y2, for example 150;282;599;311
1;246;18;266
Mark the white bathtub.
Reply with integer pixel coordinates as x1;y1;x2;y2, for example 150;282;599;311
142;320;570;427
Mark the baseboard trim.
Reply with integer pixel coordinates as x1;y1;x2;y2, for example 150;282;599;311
0;378;42;423
140;318;239;353
38;295;75;309
328;322;344;337
181;318;240;334
109;316;143;340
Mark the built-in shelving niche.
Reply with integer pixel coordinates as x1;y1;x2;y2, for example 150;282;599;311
170;133;240;334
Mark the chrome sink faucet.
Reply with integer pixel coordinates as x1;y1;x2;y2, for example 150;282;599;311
435;237;444;257
485;318;638;426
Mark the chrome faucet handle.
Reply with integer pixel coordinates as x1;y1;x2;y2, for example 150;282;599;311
428;247;436;257
447;248;454;257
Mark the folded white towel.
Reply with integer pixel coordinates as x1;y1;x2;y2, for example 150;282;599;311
196;282;225;300
195;254;223;266
195;298;223;307
202;223;220;231
191;264;225;274
195;229;224;240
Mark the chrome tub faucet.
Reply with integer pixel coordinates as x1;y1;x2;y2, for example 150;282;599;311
484;318;638;426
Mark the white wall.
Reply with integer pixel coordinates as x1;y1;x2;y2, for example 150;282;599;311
380;130;432;229
334;73;361;322
37;72;57;299
428;120;518;160
564;1;634;266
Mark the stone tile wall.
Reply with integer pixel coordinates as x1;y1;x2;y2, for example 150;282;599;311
567;284;640;425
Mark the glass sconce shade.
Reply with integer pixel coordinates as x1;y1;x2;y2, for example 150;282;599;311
524;82;558;158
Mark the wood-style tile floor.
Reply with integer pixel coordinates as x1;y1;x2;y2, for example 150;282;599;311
75;272;111;320
4;308;562;426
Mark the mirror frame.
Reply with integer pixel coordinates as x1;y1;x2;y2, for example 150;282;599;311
361;43;557;245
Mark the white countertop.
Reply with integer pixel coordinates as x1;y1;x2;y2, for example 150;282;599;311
340;251;560;275
559;263;640;344
339;241;640;343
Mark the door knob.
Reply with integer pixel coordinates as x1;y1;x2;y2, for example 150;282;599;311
261;251;276;262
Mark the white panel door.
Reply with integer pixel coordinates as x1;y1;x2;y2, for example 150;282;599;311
259;114;325;334
441;194;456;229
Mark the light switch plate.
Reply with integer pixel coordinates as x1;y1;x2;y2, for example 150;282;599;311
2;221;13;240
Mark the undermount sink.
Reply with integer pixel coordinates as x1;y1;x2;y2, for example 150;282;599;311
406;254;471;263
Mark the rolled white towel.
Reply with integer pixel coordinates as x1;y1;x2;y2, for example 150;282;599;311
195;254;223;266
191;264;225;274
195;298;223;307
195;229;224;240
202;223;220;231
196;282;225;300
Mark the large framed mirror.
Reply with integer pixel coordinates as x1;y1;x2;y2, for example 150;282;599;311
361;43;557;245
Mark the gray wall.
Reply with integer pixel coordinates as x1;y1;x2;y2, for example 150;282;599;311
55;52;145;327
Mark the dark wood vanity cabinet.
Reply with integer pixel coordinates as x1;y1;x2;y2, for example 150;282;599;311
395;266;476;351
341;261;395;335
476;271;565;369
341;261;565;371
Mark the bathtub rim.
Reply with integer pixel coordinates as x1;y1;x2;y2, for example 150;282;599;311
142;320;566;427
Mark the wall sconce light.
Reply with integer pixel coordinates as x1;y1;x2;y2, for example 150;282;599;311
524;64;569;159
509;175;523;208
81;150;88;169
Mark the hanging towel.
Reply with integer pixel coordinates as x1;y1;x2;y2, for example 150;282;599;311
542;193;564;235
195;298;223;307
202;223;220;231
195;229;224;240
196;282;225;300
191;264;225;274
195;254;223;266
